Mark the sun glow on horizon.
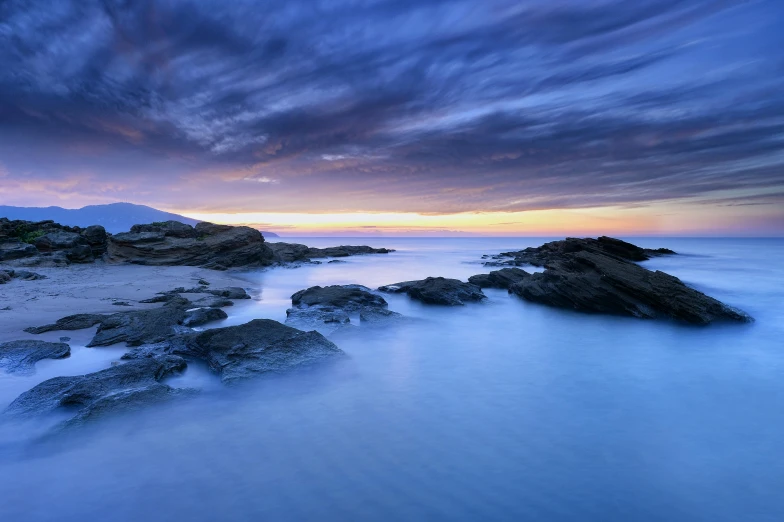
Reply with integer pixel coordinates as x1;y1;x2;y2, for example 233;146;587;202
177;199;784;237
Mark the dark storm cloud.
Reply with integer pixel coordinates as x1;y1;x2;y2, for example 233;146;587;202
0;0;782;213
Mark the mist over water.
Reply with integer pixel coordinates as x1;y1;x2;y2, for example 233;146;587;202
1;238;783;522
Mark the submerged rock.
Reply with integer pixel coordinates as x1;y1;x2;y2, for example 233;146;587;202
0;340;71;375
88;297;193;347
182;307;228;327
468;268;530;289
24;314;106;334
5;356;189;428
268;242;394;263
106;221;275;269
291;285;388;310
503;240;751;325
171;319;344;383
490;236;676;267
379;277;486;306
286;285;401;331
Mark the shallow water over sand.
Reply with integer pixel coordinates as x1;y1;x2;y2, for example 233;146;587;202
1;237;783;522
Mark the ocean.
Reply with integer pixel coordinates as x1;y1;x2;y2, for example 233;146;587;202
1;237;783;521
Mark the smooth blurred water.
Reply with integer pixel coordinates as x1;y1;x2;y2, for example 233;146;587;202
1;237;783;522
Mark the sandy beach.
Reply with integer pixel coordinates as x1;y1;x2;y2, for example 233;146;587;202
0;263;252;339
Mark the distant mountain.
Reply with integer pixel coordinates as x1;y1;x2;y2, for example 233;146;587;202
0;203;280;237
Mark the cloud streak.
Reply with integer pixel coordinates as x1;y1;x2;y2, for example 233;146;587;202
0;0;782;232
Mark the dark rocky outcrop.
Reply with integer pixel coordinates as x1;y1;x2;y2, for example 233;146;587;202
0;269;47;284
140;286;249;304
87;297;194;347
170;319;344;383
106;221;275;269
0;218;107;264
379;277;486;306
468;268;530;289
2;217;394;269
488;236;675;267
0;340;71;375
497;237;750;325
0;240;38;261
286;285;400;330
24;313;106;334
22;297;227;346
5;356;190;428
182;307;228;327
268;242;394;263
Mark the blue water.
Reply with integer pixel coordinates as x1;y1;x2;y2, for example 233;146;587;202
1;237;783;521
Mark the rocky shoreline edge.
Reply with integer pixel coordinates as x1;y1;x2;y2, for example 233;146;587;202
1;223;753;435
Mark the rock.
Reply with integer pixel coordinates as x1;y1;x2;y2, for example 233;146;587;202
112;301;132;306
507;245;751;325
0;340;71;375
120;343;171;360
59;337;71;342
328;260;346;264
268;242;394;263
26;230;96;263
307;245;394;258
0;270;11;284
170;319;344;383
379;277;486;306
9;251;69;267
66;244;94;263
107;221;275;268
193;296;234;308
25;313;106;334
359;308;405;324
32;230;86;252
88;297;193;347
63;385;196;429
490;236;676;267
266;242;311;263
291;285;388;310
5;356;189;428
13;270;47;281
286;285;399;331
182;307;228;327
0;240;38;261
81;225;108;256
468;268;530;289
206;287;251;300
197;279;210;286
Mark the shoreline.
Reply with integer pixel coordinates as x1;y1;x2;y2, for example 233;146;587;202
0;263;253;339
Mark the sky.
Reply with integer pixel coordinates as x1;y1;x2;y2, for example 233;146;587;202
0;0;783;236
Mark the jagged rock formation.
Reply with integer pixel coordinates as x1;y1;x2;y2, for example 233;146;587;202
379;277;486;306
169;319;344;383
0;218;107;264
480;237;750;325
106;221;275;269
486;236;675;267
285;285;401;331
468;268;530;289
23;297;229;346
0;340;71;375
4;356;191;429
268;242;394;263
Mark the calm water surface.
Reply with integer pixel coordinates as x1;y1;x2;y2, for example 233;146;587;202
1;237;783;522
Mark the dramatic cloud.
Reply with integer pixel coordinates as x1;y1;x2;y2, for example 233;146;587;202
0;0;782;229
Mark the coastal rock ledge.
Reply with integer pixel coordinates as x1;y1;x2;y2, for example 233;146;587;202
473;237;752;325
379;277;486;306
